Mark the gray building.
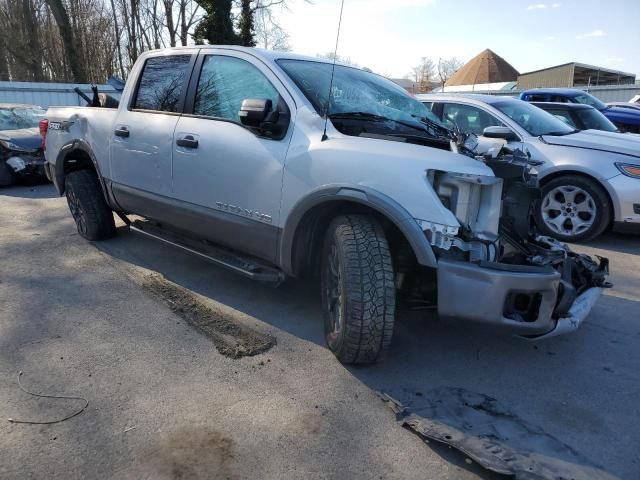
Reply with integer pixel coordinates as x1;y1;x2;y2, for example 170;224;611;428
517;62;636;89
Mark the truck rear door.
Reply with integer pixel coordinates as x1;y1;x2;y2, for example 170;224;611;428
110;50;197;217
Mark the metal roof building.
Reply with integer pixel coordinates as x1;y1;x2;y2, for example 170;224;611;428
517;63;636;89
0;81;121;108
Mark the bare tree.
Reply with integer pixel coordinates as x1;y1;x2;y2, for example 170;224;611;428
410;57;436;93
437;56;463;88
254;1;289;50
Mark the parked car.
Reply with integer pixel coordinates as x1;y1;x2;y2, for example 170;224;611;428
607;102;640;112
42;47;609;363
419;94;640;241
519;88;640;134
0;103;48;186
531;102;619;133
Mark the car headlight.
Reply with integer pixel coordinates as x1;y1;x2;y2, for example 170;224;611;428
615;162;640;179
0;139;36;153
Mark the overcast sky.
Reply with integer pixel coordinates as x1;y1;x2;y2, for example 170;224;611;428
273;0;640;79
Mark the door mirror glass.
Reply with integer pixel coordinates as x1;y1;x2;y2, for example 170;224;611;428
482;126;519;141
239;98;272;127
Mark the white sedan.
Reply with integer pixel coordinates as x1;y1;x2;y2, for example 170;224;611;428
419;94;640;242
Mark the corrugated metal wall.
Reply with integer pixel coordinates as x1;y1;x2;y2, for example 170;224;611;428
517;64;575;89
0;81;121;108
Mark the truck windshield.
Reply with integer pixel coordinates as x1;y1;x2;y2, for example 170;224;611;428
277;59;445;130
492;100;576;136
0;105;46;131
573;93;607;111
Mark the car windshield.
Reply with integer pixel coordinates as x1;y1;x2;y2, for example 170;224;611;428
277;59;445;130
0;105;46;131
573;93;607;111
492;100;575;136
576;108;618;132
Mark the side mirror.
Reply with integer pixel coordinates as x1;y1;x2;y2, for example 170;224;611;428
482;126;519;141
239;98;272;127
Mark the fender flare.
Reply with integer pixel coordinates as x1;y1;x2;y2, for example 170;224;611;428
279;185;438;275
53;139;110;201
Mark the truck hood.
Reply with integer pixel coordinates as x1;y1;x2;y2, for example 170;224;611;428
540;129;640;159
0;127;41;151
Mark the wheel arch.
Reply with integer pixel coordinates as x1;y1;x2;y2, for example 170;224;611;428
538;168;617;223
53;140;114;208
279;185;438;277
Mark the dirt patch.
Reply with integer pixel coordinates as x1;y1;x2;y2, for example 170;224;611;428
138;426;237;479
143;274;275;358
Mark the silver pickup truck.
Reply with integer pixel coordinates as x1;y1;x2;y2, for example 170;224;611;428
42;46;610;364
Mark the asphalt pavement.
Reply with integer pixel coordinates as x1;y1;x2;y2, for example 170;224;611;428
1;183;639;479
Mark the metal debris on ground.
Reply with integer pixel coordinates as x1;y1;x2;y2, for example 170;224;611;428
378;388;618;480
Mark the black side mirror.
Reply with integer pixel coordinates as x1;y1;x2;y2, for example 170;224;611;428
239;98;272;127
482;126;519;141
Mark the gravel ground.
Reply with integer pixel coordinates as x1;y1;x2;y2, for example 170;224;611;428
1;183;639;479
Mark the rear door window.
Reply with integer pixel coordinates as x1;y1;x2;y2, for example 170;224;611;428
133;55;192;112
442;103;504;135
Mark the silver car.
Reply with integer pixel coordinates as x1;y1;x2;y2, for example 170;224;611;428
419;94;640;242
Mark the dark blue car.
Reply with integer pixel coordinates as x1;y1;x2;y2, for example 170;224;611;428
519;88;640;134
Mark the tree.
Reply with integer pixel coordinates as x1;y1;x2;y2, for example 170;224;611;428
410;57;436;93
194;0;237;44
237;0;255;46
45;0;88;82
437;56;463;88
318;52;358;67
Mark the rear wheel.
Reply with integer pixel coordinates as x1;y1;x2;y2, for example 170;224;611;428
321;214;395;364
536;175;611;242
65;169;116;241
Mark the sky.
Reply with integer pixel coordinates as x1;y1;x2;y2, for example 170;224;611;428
273;0;640;79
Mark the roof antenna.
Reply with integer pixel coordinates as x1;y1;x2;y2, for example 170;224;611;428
322;0;345;142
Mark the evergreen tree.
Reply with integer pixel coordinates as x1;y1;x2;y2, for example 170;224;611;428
237;0;256;47
194;0;238;45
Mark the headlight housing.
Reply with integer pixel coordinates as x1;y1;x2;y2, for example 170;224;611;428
615;162;640;179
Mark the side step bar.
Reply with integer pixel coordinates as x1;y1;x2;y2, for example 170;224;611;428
127;218;285;284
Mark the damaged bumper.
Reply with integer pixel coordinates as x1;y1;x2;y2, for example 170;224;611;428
4;154;46;178
437;258;606;337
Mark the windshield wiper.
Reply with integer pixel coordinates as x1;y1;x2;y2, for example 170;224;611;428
329;111;440;137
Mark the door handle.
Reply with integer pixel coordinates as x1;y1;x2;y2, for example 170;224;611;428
176;135;199;149
114;127;129;138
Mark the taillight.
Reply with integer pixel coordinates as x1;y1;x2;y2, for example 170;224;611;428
39;119;48;150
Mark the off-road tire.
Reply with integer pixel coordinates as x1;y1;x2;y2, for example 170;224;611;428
321;214;396;364
65;169;116;241
535;175;611;243
0;160;16;187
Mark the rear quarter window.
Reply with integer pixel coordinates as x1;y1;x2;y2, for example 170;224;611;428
133;55;192;112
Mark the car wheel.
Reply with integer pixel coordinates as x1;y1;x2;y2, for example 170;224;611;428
536;175;611;242
0;160;16;187
65;169;116;241
320;214;395;364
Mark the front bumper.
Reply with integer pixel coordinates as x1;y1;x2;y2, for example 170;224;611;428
436;259;601;337
607;173;640;227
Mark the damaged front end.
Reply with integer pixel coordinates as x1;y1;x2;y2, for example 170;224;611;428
419;141;610;338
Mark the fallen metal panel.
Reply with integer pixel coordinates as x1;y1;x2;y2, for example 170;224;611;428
379;388;618;480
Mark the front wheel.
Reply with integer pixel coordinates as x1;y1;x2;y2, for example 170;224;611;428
535;175;611;242
320;215;396;364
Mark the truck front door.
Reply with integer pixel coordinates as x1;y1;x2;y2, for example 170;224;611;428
170;51;294;263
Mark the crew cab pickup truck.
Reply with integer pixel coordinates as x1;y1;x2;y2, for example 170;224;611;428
42;47;610;364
